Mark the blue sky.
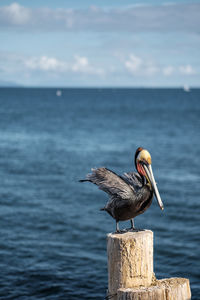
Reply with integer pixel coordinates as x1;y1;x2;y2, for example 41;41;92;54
0;1;199;87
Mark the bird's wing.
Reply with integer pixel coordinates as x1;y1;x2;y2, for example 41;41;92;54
122;172;143;190
85;167;135;199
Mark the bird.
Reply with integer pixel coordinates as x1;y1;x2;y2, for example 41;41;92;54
80;147;164;232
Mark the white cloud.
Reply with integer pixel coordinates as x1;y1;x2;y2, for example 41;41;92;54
0;50;199;86
0;52;105;77
125;54;142;73
125;56;197;78
163;66;174;76
0;2;200;33
125;54;158;76
1;2;30;25
72;55;89;72
179;64;196;75
25;56;67;71
72;55;104;75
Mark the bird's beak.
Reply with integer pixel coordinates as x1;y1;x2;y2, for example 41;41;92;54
143;164;164;210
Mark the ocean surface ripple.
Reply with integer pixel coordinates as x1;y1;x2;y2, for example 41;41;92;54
0;88;199;299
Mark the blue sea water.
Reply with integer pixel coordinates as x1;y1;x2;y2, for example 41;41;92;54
0;88;199;299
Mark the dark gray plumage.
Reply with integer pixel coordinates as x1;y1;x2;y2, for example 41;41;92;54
80;168;152;232
122;172;143;189
80;148;164;232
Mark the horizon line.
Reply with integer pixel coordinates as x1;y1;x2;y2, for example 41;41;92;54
0;86;200;89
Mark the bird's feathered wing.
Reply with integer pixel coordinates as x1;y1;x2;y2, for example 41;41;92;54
82;167;135;199
122;172;143;190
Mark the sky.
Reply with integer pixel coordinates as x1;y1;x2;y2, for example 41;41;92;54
0;0;200;87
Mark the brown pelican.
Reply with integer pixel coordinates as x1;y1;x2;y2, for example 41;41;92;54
80;147;164;232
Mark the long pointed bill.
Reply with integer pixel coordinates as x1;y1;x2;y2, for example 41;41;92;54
143;164;164;210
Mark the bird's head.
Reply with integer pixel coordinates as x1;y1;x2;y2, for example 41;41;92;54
135;147;164;211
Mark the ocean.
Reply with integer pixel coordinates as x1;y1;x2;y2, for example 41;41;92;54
0;88;199;299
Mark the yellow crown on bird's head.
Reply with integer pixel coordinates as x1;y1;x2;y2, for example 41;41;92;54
137;149;152;165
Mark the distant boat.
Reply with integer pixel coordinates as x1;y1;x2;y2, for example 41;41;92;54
56;90;62;96
183;85;190;92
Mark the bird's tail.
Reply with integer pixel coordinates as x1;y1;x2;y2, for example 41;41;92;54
100;207;106;211
79;179;91;182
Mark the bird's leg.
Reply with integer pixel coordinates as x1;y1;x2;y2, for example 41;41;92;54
116;221;120;233
130;219;135;230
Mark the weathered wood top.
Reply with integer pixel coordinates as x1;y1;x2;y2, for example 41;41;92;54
107;229;153;239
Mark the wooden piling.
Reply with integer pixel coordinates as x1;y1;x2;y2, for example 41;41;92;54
107;230;191;300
